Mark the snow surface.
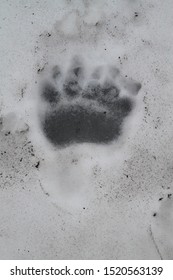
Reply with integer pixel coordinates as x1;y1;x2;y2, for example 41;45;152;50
0;0;173;259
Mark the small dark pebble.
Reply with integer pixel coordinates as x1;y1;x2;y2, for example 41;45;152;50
37;68;43;74
35;161;40;169
5;131;11;136
135;12;138;17
153;213;157;217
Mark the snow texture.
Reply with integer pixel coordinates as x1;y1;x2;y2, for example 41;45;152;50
0;0;173;259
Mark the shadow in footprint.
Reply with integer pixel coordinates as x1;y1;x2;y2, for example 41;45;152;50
40;57;141;147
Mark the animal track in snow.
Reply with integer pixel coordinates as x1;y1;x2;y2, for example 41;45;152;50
39;56;141;147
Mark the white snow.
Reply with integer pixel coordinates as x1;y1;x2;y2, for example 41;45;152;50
0;0;173;259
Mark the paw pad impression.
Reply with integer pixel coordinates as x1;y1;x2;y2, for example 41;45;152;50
39;57;141;147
